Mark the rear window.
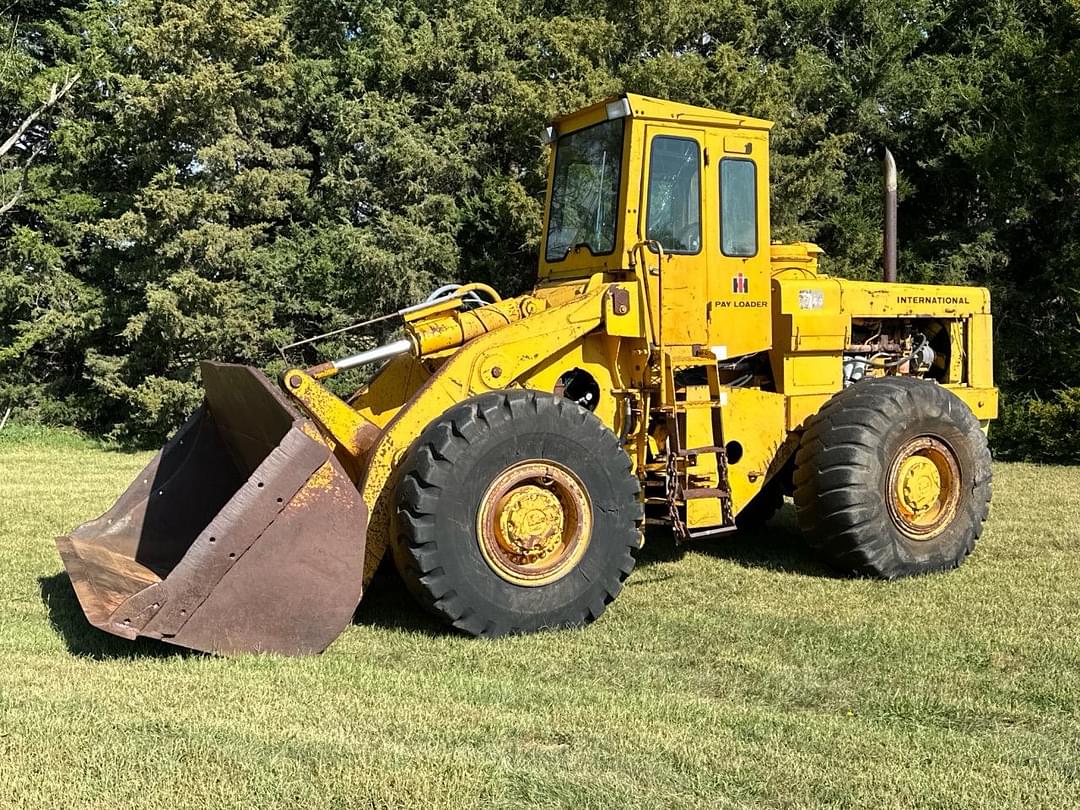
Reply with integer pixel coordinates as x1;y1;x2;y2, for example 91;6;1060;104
720;159;757;257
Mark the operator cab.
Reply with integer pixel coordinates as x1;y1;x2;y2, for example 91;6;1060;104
538;93;775;359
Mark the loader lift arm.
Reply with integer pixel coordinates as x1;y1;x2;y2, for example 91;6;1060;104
287;283;614;587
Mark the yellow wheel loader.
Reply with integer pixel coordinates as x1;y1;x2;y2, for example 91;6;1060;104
57;95;996;655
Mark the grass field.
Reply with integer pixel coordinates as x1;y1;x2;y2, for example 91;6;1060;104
1;425;1078;809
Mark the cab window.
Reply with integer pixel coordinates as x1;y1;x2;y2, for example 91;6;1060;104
645;136;701;254
720;158;757;257
545;119;625;262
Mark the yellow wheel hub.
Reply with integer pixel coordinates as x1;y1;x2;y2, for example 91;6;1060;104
477;461;592;587
895;455;942;517
496;485;565;561
886;436;962;539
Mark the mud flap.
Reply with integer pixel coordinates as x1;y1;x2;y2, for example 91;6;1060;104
55;363;368;655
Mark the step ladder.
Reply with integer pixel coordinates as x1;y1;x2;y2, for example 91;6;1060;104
660;353;736;541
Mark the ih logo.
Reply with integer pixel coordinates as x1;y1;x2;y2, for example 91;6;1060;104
732;272;749;294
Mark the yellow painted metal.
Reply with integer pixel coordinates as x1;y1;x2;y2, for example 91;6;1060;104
347;353;429;429
968;313;994;389
539;94;771;295
770;241;824;274
785;393;834;432
703;128;773;360
944;385;998;420
498;486;563;550
681;385;723;529
947;320;965;383
406;296;536;356
768;265;997;421
886;436;962;539
639;122;710;347
715;387;789;516
829;279;991;317
522;335;628;435
281;369;382;461
602;282;647;339
476;460;592;587
895;455;942;515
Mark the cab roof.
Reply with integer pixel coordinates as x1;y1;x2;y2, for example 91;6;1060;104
550;93;774;134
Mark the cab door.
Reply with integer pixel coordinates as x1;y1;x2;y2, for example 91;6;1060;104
639;126;709;348
703;131;773;359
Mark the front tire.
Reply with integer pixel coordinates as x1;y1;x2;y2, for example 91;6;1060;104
393;390;642;636
793;377;992;578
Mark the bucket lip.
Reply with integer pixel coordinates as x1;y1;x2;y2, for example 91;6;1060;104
200;361;300;414
54;534;149;638
199;361;306;439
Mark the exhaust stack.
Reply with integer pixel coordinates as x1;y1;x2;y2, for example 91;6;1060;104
884;148;898;283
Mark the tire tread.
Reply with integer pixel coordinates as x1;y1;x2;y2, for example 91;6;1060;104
793;377;992;578
394;389;643;636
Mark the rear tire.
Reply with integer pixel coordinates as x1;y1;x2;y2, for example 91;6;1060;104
793;377;991;578
393;390;642;636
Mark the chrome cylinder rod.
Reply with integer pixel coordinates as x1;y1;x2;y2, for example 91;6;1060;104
332;338;413;373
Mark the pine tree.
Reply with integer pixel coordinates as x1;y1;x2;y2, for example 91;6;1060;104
1;0;1078;457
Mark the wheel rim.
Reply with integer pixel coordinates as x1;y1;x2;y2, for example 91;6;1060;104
476;460;592;587
886;435;962;540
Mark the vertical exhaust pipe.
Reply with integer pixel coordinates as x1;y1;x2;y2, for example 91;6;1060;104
883;148;898;283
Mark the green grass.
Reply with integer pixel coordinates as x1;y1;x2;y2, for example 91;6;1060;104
1;430;1078;809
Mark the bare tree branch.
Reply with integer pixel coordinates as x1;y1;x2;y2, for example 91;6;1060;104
0;179;24;216
0;70;80;217
0;71;80;159
0;141;43;215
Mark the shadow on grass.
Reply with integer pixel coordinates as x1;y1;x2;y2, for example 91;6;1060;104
40;505;835;649
38;573;196;660
630;503;839;580
351;563;447;636
354;503;838;633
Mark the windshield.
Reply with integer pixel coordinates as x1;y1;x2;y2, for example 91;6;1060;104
544;118;625;262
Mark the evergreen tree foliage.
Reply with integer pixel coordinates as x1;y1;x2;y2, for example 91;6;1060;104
0;0;1077;457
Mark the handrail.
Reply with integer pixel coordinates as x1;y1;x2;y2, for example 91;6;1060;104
627;238;667;371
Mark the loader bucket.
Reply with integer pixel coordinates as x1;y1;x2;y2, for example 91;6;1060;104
55;362;368;655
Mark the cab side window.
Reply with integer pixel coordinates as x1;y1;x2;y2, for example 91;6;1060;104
720;159;757;257
646;137;701;254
